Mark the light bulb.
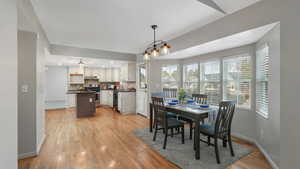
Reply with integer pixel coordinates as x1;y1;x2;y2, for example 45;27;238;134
151;48;159;57
161;43;171;55
143;51;150;61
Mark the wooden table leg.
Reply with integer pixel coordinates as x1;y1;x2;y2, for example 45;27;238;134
149;103;153;132
195;119;200;160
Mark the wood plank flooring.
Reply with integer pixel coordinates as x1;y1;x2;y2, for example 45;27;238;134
19;107;272;169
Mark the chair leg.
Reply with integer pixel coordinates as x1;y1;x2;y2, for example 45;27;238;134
207;136;211;146
214;137;221;164
171;128;174;137
163;129;168;149
153;125;158;141
189;122;193;140
193;127;197;150
181;126;185;144
228;134;235;156
223;137;227;148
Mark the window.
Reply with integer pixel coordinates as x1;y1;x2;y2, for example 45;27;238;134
200;61;221;105
256;44;270;118
183;63;199;94
139;64;147;89
223;55;252;108
161;64;179;88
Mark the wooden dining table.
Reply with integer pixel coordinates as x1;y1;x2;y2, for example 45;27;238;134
149;103;217;160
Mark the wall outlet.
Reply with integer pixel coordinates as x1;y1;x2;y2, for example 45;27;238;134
89;98;93;103
21;85;29;93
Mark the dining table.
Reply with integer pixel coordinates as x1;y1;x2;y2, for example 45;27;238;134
149;102;218;160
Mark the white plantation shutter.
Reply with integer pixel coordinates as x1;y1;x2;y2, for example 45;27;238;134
223;55;252;108
183;63;199;94
200;61;221;105
161;64;179;89
256;44;270;118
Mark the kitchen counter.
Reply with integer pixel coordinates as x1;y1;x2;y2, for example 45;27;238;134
118;90;136;92
67;90;96;118
67;90;97;94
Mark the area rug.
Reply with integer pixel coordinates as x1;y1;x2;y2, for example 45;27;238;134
133;128;252;169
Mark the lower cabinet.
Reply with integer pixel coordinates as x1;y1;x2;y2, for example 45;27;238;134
100;90;113;106
136;90;148;117
118;92;136;114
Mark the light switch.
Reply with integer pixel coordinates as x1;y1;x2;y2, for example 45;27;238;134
21;85;29;93
89;98;93;102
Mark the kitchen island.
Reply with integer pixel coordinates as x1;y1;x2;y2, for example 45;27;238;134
67;90;96;118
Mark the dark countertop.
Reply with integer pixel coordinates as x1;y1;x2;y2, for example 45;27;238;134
67;90;97;94
118;90;136;92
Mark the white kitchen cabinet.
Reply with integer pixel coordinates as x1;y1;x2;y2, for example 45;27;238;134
136;90;148;117
67;94;76;108
112;68;120;82
120;63;136;82
105;68;112;82
107;90;113;107
69;66;84;75
118;92;136;114
100;90;113;107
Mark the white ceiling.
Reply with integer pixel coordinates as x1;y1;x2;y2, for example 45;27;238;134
31;0;260;53
158;23;278;60
46;54;130;68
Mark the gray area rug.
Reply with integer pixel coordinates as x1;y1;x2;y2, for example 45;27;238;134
133;128;252;169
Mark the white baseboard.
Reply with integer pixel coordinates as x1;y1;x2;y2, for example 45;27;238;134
18;151;37;159
36;133;46;155
232;133;279;169
254;141;279;169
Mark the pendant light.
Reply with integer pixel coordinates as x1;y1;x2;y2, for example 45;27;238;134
143;25;171;61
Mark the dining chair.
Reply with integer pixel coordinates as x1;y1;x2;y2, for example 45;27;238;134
195;101;236;164
151;96;177;119
192;94;208;104
152;103;185;149
163;88;177;98
178;94;208;140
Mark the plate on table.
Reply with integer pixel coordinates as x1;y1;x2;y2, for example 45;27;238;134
168;102;177;106
199;105;210;109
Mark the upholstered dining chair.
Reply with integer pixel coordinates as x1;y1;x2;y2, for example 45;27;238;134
195;101;236;164
152;99;185;149
178;94;208;140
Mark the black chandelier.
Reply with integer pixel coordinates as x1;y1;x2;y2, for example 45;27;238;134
143;25;171;60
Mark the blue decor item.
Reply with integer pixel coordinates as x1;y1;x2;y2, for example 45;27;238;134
200;105;209;108
172;99;179;103
168;102;177;106
187;99;195;104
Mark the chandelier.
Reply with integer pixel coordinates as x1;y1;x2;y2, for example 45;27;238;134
143;25;171;61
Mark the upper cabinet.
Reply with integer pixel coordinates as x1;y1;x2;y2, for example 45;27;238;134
120;63;136;82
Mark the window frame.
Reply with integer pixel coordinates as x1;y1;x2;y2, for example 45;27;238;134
256;44;270;119
183;63;200;94
199;59;222;106
161;64;180;89
222;54;253;109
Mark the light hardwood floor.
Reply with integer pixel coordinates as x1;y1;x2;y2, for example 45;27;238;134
19;107;273;169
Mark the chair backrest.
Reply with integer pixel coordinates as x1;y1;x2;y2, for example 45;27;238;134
214;101;235;137
163;88;177;98
151;96;167;128
192;94;208;104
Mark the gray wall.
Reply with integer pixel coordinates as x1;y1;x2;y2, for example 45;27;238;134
18;31;37;158
18;0;50;159
0;0;18;168
45;66;68;109
256;24;280;166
